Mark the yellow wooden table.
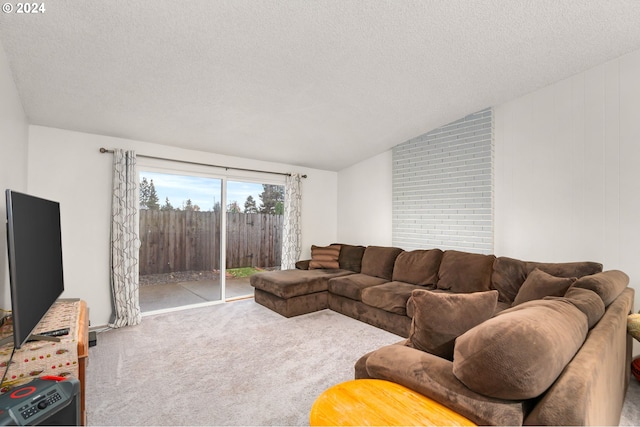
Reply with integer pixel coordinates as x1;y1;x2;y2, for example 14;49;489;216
628;313;640;341
310;379;476;426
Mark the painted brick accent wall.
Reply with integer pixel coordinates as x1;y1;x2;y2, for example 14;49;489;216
392;108;493;253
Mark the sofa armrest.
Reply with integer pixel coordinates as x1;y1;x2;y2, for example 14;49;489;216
355;340;408;379
524;287;634;426
295;260;310;270
365;344;527;426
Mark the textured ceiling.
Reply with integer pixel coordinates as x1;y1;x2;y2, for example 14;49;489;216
2;1;640;171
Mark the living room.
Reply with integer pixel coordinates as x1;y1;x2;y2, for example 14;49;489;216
1;1;640;425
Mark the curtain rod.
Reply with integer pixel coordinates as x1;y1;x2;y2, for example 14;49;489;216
99;148;307;178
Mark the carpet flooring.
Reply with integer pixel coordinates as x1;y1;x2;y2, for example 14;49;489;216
86;299;640;426
621;374;640;425
85;299;401;425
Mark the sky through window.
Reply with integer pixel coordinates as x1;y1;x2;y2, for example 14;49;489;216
139;171;266;212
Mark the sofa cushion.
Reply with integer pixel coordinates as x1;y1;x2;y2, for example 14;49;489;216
512;268;576;306
337;244;366;272
493;301;511;316
328;273;389;301
544;286;605;329
360;246;404;280
491;256;603;304
250;269;352;299
309;244;341;269
437;250;495;293
295;259;310;270
391;249;443;287
364;345;528;426
572;270;629;307
361;282;424;315
404;289;444;318
453;299;588;400
405;289;507;319
407;289;498;360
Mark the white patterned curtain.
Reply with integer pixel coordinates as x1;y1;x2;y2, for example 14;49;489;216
281;173;302;270
109;149;142;328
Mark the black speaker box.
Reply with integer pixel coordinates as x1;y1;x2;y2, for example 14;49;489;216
0;377;80;426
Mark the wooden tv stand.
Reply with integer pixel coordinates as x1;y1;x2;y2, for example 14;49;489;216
0;299;89;425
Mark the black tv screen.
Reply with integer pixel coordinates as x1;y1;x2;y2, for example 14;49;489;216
5;189;65;349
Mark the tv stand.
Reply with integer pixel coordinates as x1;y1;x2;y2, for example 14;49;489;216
0;299;89;425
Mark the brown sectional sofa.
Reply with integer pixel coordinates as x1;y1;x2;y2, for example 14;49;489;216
249;244;634;426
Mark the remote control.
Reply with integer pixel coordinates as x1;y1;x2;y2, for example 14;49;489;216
39;328;70;337
26;328;70;343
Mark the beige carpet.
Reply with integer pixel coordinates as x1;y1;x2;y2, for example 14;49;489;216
622;374;640;426
85;299;401;426
86;298;640;426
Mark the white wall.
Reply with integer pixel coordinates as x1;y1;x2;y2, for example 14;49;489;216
337;151;393;246
339;48;640;320
27;125;338;326
0;40;29;310
10;38;640;332
494;48;640;308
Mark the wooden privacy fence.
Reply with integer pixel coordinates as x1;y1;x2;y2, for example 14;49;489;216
138;210;283;275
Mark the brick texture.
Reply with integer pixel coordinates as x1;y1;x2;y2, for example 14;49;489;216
392;108;493;253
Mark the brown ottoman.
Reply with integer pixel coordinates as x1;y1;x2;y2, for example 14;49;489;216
250;269;353;317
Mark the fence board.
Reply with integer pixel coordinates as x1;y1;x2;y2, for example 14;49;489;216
139;210;283;275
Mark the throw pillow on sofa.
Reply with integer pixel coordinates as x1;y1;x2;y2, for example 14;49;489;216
491;256;603;304
512;268;576;306
437;250;495;293
309;244;341;269
406;289;498;360
452;298;588;400
572;270;629;307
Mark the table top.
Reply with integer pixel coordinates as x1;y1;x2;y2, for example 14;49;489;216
310;379;476;426
628;313;640;341
0;299;85;394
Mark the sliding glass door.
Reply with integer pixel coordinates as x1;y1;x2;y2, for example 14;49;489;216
138;170;223;312
136;168;286;312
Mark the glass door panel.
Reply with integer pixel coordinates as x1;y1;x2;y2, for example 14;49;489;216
225;181;284;300
138;171;222;312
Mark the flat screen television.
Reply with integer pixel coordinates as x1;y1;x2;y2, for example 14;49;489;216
3;189;65;349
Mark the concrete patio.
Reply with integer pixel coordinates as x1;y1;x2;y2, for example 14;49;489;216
139;277;254;313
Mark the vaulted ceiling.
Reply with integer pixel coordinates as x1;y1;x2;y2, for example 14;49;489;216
2;1;640;171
